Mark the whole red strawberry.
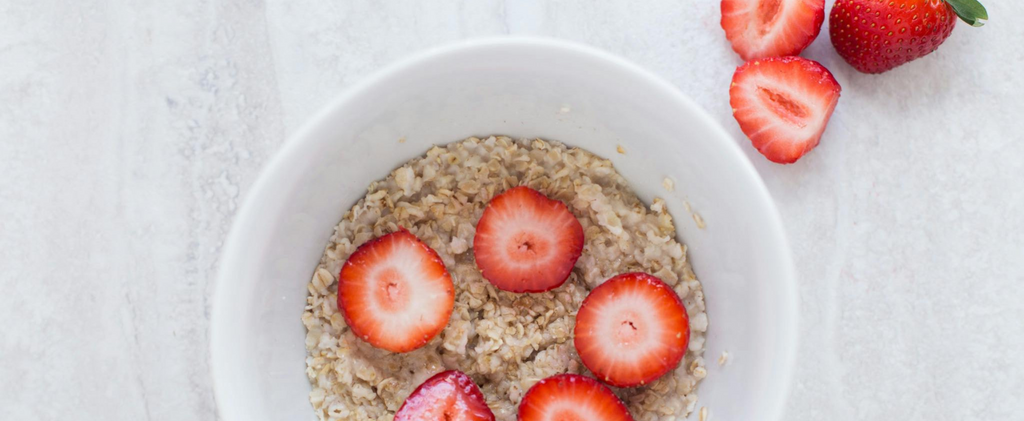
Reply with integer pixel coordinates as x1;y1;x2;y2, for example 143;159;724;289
829;0;988;73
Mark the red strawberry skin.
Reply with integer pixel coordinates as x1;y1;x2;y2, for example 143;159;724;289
721;0;826;60
830;0;957;73
517;374;634;421
337;228;454;353
729;56;841;164
473;186;584;293
395;370;495;421
573;273;689;388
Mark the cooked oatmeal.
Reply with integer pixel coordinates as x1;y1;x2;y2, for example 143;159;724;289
303;136;709;421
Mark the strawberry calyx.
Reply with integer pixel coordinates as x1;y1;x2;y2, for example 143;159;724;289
944;0;988;27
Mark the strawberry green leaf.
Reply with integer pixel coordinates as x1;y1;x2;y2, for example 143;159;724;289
944;0;988;27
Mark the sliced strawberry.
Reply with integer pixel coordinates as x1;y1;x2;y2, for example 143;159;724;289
473;186;584;293
394;370;495;421
729;56;841;164
573;273;689;388
337;228;454;353
517;374;634;421
393;372;493;421
721;0;826;60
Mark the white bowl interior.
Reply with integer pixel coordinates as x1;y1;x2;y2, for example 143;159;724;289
211;38;797;421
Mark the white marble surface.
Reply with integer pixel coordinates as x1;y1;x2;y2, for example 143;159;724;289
2;0;1022;420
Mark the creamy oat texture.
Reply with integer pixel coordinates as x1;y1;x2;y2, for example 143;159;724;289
303;136;709;421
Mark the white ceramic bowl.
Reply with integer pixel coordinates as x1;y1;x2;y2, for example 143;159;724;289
211;38;797;421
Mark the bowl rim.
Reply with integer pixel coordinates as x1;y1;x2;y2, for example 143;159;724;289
210;36;798;421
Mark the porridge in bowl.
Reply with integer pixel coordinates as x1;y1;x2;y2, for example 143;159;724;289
302;136;709;421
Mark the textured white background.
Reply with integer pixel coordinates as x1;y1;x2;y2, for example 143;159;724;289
2;0;1022;420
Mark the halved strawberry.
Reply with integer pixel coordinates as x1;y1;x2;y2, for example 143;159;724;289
473;186;584;293
517;374;634;421
721;0;826;60
729;56;841;164
394;370;495;421
573;273;689;388
337;228;454;353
